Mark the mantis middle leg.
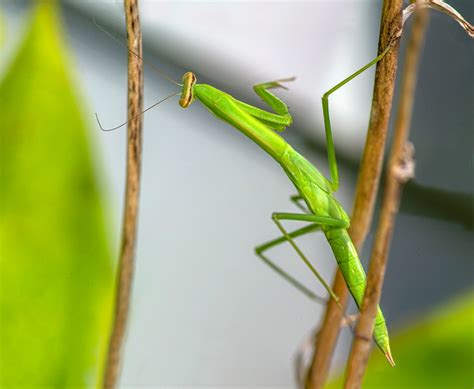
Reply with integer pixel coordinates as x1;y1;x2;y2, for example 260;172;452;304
321;44;392;192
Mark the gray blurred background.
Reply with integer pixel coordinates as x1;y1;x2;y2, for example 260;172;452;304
2;1;473;388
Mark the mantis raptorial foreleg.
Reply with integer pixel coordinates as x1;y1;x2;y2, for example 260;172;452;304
253;78;295;115
231;78;295;132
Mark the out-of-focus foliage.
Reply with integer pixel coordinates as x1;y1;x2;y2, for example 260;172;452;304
0;2;113;387
327;293;474;388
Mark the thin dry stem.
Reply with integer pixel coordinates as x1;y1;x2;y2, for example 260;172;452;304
403;0;473;37
304;2;403;388
344;7;429;389
103;0;144;388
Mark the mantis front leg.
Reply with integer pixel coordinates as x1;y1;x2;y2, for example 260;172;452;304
232;78;295;132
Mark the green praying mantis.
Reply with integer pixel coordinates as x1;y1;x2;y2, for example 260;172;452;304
177;46;394;366
94;0;474;371
96;26;396;366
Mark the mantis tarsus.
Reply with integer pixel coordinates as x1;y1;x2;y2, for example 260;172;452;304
96;24;395;366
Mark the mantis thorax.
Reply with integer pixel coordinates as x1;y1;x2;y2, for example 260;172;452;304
179;72;197;108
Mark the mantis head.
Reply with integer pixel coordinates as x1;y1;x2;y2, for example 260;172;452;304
179;72;197;108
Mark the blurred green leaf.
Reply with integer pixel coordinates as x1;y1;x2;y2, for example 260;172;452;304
0;2;113;387
327;293;474;388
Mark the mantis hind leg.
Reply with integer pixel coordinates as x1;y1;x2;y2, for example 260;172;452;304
270;212;348;308
290;194;310;213
255;223;325;303
255;203;349;304
255;210;357;331
255;195;319;301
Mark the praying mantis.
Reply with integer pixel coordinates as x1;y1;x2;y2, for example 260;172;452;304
97;31;396;364
94;1;474;375
180;47;394;366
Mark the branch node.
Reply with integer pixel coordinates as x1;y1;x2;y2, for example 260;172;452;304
391;142;416;183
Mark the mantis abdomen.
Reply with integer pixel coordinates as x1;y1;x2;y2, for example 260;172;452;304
325;228;390;356
279;147;392;360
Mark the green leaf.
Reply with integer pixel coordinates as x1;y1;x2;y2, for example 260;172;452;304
327;293;474;388
0;2;113;387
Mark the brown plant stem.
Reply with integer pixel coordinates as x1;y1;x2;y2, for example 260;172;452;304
403;0;473;37
305;2;403;388
344;7;429;388
103;1;144;388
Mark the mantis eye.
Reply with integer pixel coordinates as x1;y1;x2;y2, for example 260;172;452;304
179;72;197;108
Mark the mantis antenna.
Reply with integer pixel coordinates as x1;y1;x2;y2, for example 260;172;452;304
95;92;179;132
92;18;182;87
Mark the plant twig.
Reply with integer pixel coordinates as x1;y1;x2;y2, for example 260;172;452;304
103;1;144;387
403;0;473;37
304;2;403;388
344;6;429;389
